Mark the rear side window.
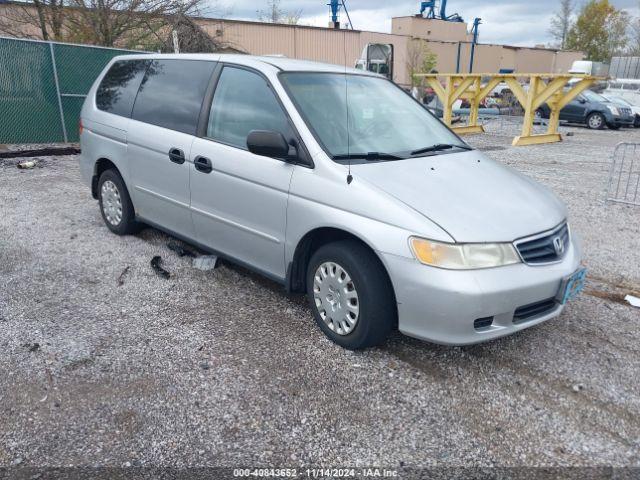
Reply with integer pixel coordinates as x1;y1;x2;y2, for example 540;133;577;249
132;59;216;135
96;60;149;117
207;66;293;149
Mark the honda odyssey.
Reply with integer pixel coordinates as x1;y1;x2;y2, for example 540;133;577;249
79;54;585;349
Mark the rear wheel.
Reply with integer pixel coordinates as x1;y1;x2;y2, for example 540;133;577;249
98;169;139;235
586;112;605;130
635;115;640;128
306;240;396;350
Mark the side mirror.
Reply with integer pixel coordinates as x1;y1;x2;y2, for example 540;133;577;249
578;97;587;104
247;130;291;160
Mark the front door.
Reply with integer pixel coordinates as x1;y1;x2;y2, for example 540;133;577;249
561;95;587;122
190;65;298;280
127;59;217;236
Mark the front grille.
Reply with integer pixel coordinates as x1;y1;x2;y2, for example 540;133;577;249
513;298;557;324
515;223;569;264
619;107;632;117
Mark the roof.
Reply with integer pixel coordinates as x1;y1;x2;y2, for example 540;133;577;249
111;53;369;75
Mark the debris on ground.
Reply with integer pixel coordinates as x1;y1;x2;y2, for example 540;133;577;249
23;342;40;352
572;383;585;392
167;241;197;258
17;160;37;169
625;295;640;308
193;255;218;271
150;256;171;279
117;266;130;286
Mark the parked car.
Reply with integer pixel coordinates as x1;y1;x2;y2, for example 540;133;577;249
602;95;640;127
537;89;634;130
604;78;640;106
80;54;585;349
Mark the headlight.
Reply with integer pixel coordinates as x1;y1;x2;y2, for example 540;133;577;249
409;237;521;270
607;105;620;116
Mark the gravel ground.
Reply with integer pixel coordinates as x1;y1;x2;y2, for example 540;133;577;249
1;126;639;474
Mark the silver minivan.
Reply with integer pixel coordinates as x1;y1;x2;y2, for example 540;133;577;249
79;54;585;350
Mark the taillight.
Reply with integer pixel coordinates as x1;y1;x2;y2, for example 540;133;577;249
78;118;84;135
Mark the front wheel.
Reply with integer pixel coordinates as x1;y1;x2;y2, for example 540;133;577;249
586;112;605;130
98;169;139;235
306;240;396;350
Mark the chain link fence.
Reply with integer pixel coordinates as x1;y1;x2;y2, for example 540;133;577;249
0;36;143;144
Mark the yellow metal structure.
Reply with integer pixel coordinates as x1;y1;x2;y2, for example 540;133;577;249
416;73;599;146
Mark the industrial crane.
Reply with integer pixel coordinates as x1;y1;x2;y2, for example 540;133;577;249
329;0;354;29
419;0;464;22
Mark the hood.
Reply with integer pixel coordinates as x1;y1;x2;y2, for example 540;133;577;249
350;150;566;243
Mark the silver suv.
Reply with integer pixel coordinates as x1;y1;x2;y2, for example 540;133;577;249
79;54;585;350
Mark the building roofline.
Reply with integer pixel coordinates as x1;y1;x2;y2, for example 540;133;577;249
0;1;582;54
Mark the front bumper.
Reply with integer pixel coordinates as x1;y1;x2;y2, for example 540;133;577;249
607;112;635;127
381;237;582;345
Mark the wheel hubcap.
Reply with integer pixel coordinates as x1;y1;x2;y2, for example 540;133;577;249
589;115;602;128
101;180;123;226
313;262;359;336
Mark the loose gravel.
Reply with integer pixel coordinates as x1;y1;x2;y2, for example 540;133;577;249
1;127;639;471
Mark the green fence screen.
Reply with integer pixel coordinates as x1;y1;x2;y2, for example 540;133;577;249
0;37;142;144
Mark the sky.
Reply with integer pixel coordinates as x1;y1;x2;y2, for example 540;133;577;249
213;0;640;47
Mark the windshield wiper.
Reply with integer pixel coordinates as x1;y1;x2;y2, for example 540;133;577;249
332;152;405;161
410;143;472;156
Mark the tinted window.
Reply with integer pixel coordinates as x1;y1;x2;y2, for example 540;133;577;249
96;60;149;117
207;67;293;149
132;60;216;135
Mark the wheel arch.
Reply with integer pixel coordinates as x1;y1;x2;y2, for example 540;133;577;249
285;226;396;302
91;158;120;199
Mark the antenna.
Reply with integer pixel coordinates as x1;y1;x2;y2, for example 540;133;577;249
343;30;352;184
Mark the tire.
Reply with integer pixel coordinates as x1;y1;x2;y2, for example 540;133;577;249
306;239;396;350
586;112;605;130
634;115;640;128
97;169;139;235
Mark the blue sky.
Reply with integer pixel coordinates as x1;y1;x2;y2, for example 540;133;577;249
215;0;639;47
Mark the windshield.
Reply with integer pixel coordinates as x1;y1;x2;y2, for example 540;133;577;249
279;72;468;159
583;90;607;102
611;97;631;106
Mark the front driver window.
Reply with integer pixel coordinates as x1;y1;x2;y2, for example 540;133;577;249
207;67;293;150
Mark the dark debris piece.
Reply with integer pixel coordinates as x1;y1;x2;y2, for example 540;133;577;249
23;342;40;352
117;265;130;286
150;256;171;279
167;241;197;258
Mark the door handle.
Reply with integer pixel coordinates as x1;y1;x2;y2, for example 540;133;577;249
168;148;185;165
194;156;212;174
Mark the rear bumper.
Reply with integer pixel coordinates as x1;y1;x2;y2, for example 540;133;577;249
381;236;582;346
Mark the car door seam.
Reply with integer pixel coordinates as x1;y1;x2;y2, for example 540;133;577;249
190;206;281;244
134;185;190;209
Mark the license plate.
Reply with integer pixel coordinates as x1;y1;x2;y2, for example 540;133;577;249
559;268;587;305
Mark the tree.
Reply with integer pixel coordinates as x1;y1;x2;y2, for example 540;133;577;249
549;0;574;49
566;0;629;61
0;0;66;41
630;14;640;56
257;0;301;25
406;38;438;88
0;0;215;49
